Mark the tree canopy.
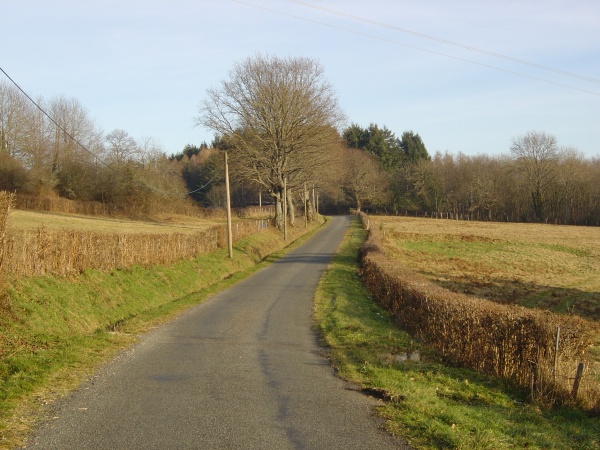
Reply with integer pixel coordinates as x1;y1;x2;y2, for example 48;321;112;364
400;130;430;164
196;54;345;227
510;131;560;221
342;123;429;170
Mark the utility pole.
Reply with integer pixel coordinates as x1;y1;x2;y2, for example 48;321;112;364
312;184;316;222
283;177;288;242
303;181;307;227
224;151;233;258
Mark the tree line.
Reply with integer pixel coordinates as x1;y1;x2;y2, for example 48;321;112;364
0;81;190;215
3;55;599;226
339;126;600;225
190;54;599;226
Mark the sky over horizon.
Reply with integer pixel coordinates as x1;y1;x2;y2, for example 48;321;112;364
2;0;599;158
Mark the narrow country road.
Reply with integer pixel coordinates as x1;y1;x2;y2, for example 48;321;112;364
24;216;409;450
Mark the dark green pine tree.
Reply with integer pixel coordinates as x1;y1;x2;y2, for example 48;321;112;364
343;123;404;171
400;130;430;163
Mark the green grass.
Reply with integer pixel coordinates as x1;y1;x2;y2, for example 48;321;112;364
314;217;600;449
0;220;325;449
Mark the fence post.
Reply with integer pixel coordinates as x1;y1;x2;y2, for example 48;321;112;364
554;326;560;384
572;362;585;398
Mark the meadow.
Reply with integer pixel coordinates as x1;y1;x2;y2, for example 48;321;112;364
374;217;600;321
9;210;220;234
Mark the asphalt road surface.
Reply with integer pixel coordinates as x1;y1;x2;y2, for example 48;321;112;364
24;216;409;449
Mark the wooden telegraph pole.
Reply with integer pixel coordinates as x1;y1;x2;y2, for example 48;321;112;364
283;177;288;242
224;151;233;258
303;181;307;227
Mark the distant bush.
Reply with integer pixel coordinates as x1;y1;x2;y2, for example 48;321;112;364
358;212;600;411
0;153;30;192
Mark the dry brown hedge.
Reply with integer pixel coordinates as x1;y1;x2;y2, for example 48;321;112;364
358;212;600;411
14;194;275;221
0;192;14;305
1;191;277;279
2;218;268;278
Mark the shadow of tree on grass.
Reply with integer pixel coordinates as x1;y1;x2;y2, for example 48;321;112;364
420;271;600;322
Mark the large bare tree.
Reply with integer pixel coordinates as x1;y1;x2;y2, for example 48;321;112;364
105;129;140;164
0;81;29;159
510;131;561;221
343;147;389;213
196;54;345;228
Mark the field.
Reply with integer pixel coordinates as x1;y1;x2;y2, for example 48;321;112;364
373;217;600;322
9;210;221;234
314;218;600;449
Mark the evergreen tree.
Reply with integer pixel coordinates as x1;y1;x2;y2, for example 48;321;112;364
342;123;404;171
400;130;430;163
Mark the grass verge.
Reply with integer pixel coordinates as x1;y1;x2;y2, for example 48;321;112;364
0;220;325;449
313;217;600;450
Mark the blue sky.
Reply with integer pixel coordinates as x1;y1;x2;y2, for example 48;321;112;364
2;0;599;158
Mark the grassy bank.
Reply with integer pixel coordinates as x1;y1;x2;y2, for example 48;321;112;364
0;220;324;449
313;217;600;449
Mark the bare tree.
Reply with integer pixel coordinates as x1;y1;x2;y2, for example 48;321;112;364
138;136;165;169
510;131;560;221
105;129;140;165
550;148;589;224
48;96;101;173
412;156;445;215
196;54;345;228
343;147;389;212
0;81;29;158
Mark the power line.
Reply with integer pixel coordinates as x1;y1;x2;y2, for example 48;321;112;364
186;167;223;195
0;67;219;197
285;0;600;86
0;66;113;171
232;1;600;97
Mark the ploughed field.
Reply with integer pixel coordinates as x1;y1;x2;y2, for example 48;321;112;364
373;216;600;322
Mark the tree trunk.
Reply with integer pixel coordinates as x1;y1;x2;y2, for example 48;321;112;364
274;191;284;230
307;196;314;222
287;189;295;226
531;189;544;222
355;195;362;213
